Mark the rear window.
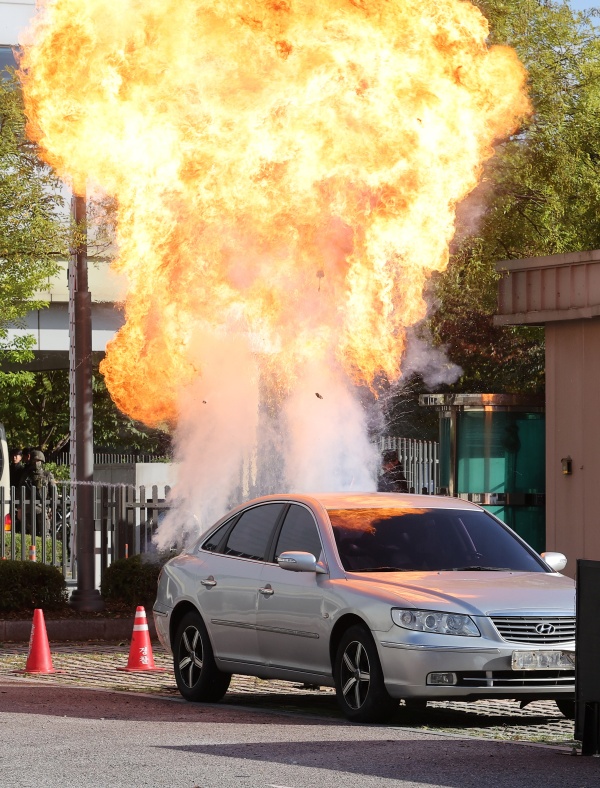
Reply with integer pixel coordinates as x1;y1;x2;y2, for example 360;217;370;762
328;507;546;573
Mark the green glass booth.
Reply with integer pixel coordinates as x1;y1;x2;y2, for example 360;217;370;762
419;394;545;552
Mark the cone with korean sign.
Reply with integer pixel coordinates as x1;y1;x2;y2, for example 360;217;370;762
117;606;167;673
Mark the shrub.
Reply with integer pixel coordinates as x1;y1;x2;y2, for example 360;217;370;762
0;560;67;612
3;534;64;565
101;554;163;608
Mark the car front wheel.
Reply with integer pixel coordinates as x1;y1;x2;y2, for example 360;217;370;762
334;624;398;723
173;610;231;702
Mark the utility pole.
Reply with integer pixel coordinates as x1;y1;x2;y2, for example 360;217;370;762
69;191;104;612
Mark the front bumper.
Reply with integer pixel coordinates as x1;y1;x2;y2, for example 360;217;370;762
376;635;575;700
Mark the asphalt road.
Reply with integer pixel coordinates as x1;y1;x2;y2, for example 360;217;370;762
0;681;597;788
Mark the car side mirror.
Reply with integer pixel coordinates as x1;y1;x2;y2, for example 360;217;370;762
541;551;567;573
277;551;327;574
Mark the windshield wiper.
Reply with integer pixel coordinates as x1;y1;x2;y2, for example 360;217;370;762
351;566;413;573
449;566;512;572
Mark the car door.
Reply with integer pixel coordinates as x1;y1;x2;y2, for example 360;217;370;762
197;502;285;666
256;503;332;677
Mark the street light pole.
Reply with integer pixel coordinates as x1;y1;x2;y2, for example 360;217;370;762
69;191;104;612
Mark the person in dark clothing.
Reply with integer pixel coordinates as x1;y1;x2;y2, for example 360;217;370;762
377;449;408;493
17;449;55;535
21;447;32;469
9;448;23;489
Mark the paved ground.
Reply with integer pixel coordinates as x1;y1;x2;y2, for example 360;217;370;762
1;682;598;788
0;641;578;749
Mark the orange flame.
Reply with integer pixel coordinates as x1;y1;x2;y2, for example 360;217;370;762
20;0;530;427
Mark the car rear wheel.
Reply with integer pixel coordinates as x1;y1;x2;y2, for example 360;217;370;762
556;699;575;719
334;625;398;723
173;610;231;702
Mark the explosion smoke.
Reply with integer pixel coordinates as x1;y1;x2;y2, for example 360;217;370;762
20;0;530;546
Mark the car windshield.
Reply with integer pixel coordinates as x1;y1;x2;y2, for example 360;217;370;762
327;507;546;573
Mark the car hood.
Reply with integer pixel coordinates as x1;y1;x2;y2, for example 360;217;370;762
346;571;576;617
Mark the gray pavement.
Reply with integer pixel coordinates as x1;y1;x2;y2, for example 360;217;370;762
0;681;597;788
0;642;578;748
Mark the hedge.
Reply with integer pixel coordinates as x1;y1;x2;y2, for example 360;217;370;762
100;554;163;608
0;560;67;612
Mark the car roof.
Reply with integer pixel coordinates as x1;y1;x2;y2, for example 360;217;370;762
246;492;480;511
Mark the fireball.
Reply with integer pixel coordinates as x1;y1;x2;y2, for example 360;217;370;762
20;0;530;427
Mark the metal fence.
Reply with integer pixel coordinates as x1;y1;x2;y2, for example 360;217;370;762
378;436;440;494
3;439;439;578
1;483;171;580
53;452;169;466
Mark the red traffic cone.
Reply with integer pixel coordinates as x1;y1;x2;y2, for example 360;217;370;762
117;606;166;673
16;609;60;674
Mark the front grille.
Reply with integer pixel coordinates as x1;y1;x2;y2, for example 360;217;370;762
490;616;575;645
456;670;575;688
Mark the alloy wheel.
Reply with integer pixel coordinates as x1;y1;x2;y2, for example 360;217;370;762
179;625;203;688
340;639;371;710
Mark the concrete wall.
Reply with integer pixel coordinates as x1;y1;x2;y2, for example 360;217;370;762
545;318;600;577
93;463;178;489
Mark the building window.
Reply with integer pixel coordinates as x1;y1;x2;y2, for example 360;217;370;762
0;46;18;79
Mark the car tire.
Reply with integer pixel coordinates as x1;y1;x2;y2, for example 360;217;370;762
173;610;231;703
334;624;398;723
556;699;575;719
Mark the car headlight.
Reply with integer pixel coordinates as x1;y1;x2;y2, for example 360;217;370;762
391;608;480;637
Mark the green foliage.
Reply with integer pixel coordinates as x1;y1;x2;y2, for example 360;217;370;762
428;1;600;395
0;74;66;336
0;560;67;612
101;554;166;608
44;462;70;482
0;71;69;420
2;533;64;565
0;363;170;456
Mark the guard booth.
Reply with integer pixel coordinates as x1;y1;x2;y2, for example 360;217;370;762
420;394;545;552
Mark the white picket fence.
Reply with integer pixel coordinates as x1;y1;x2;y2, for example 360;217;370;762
378;436;440;495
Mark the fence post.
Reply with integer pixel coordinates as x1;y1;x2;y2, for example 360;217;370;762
99;484;109;577
1;486;4;560
116;485;128;560
40;486;47;564
61;483;69;578
9;486;16;561
20;486;27;561
128;485;139;557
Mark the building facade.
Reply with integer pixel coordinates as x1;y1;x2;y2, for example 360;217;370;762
495;249;600;577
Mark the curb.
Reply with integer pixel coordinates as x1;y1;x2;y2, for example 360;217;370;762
0;617;158;642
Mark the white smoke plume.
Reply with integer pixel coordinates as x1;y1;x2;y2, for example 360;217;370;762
402;329;463;389
155;351;379;551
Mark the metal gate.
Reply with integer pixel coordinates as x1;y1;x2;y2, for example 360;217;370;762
1;483;170;580
378;436;440;494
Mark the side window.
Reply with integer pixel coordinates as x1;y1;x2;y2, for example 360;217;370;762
223;503;285;561
274;505;322;561
201;520;234;553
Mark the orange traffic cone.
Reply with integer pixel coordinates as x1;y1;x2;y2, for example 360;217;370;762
16;609;61;674
117;606;167;673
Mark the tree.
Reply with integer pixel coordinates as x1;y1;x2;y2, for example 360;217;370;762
427;1;600;395
0;73;66;337
0;364;171;457
0;73;168;456
0;70;68;420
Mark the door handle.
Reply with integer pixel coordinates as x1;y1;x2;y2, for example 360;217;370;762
258;584;274;597
201;576;217;588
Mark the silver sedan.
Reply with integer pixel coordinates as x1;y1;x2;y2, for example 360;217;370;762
153;493;575;722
